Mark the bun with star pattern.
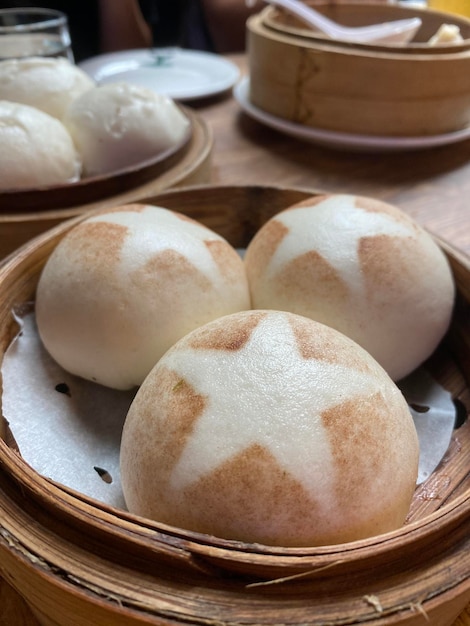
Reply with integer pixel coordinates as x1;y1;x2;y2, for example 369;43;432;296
35;203;251;390
244;194;455;381
120;309;419;547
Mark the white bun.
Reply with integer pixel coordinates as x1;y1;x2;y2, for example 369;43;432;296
245;194;455;381
0;57;94;120
35;204;251;390
0;100;81;190
63;82;191;176
120;309;419;547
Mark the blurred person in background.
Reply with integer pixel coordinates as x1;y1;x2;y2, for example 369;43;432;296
102;0;258;55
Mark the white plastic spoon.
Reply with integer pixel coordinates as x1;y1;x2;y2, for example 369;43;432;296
247;0;422;45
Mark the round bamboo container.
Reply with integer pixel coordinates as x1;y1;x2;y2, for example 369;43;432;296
247;3;470;136
0;108;213;261
0;185;468;626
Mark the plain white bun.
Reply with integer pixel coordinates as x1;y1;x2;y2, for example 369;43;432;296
120;309;419;547
244;194;455;381
0;57;94;120
35;204;251;390
63;82;191;176
0;100;81;190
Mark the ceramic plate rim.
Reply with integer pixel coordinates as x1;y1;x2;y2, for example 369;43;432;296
233;76;470;152
79;47;240;101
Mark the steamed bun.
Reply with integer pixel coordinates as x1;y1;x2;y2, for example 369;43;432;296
35;204;251;390
120;309;419;546
63;82;191;176
244;194;455;381
0;57;94;120
0;100;81;190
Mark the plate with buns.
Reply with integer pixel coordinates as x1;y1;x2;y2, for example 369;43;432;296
0;57;194;211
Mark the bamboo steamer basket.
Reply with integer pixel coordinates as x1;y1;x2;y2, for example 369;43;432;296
0;107;212;260
0;184;469;626
247;3;470;136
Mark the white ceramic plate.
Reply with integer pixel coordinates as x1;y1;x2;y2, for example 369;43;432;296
79;47;240;101
234;76;470;153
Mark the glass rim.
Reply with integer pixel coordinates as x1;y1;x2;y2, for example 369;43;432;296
0;7;68;34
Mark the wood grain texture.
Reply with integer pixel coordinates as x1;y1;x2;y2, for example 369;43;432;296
0;578;40;626
455;606;470;626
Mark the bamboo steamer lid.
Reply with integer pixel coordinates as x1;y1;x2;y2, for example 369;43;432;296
0;185;468;626
247;3;470;137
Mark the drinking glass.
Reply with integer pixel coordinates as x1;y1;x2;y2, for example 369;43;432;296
0;7;73;62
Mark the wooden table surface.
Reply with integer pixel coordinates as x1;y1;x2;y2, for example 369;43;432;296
1;51;469;626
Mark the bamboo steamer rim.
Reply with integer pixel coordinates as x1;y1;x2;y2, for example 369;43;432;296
258;2;470;55
0;185;468;624
250;9;470;62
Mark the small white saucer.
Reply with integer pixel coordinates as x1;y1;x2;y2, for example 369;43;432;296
234;76;470;153
79;47;240;101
